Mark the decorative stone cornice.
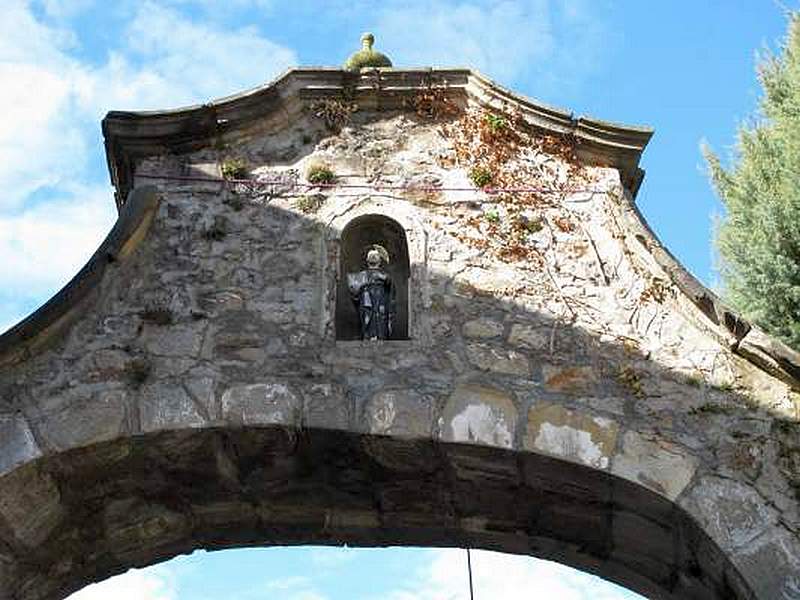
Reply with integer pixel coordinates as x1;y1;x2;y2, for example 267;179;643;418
102;67;653;210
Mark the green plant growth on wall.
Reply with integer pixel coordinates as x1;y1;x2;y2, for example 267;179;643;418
221;158;249;180
306;163;337;185
469;166;493;188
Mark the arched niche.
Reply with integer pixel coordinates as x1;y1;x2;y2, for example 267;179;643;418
322;197;429;345
337;215;410;340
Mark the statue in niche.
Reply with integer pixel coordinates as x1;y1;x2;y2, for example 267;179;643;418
348;245;395;340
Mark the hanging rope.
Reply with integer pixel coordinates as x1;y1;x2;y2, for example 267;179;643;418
466;548;475;600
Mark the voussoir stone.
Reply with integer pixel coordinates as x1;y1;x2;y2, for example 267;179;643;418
442;383;517;448
612;430;697;501
363;389;433;437
0;466;63;547
139;382;206;433
221;382;301;426
524;402;618;470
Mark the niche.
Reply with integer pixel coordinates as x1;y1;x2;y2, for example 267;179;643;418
336;215;410;340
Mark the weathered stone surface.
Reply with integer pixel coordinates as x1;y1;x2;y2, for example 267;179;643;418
524;402;618;469
105;499;190;561
363;389;433;437
465;343;530;377
0;414;41;476
303;383;349;430
221;382;301;426
508;323;549;350
612;431;697;500
140;383;206;432
442;384;516;448
730;528;800;600
680;477;777;551
462;318;504;339
1;69;799;600
141;322;205;357
0;466;63;547
542;365;598;394
34;388;129;451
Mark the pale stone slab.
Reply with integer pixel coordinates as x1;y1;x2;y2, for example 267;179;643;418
524;402;618;470
363;389;433;437
442;384;517;448
221;382;301;426
140;383;206;432
35;388;130;451
613;431;697;501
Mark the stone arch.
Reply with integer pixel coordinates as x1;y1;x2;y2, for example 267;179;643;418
0;425;758;600
322;197;429;344
336;214;411;340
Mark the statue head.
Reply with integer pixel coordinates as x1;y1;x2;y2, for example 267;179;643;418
366;248;382;268
365;244;389;269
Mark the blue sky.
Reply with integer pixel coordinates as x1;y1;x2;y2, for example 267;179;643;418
0;0;793;597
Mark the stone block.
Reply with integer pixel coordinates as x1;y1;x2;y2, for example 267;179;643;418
508;323;549;350
104;498;189;562
0;466;63;547
142;322;205;357
442;384;517;448
0;414;41;476
524;402;618;470
612;431;697;501
462;318;504;339
542;364;598;394
139;383;206;433
679;477;776;552
221;382;301;426
303;383;350;430
465;343;530;377
362;389;433;437
730;527;800;600
35;388;130;451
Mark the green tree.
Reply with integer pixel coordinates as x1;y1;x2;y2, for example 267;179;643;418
705;13;800;350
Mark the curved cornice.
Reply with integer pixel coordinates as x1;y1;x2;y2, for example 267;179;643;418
102;67;654;210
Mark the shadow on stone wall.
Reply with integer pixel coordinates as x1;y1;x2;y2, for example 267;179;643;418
0;120;798;599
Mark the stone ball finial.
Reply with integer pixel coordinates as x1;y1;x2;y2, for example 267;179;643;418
344;32;393;72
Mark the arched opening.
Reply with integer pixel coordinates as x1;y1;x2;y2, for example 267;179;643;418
67;545;647;599
336;215;410;340
2;427;755;600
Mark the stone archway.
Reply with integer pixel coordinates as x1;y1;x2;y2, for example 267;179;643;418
0;426;757;600
2;67;800;600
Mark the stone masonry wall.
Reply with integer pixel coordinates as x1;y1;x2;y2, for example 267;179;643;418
1;104;799;599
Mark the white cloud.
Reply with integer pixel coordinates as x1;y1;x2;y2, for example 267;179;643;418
375;0;553;82
0;0;297;330
66;566;176;600
0;183;114;294
383;549;644;600
39;0;95;18
372;0;608;88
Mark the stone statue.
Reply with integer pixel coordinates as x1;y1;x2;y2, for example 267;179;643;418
348;245;395;340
